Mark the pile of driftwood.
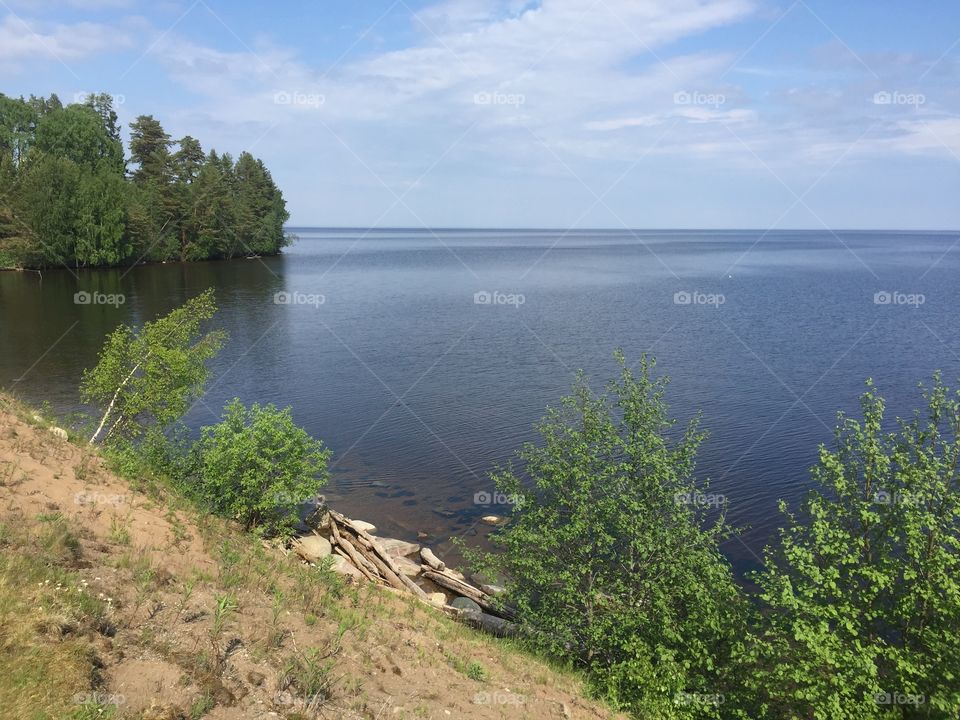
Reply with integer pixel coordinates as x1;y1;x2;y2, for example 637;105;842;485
320;509;517;636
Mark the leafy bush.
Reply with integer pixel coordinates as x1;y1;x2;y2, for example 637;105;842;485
191;398;331;537
473;352;745;718
745;376;960;719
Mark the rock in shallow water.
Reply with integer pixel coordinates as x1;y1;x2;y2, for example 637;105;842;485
353;520;377;534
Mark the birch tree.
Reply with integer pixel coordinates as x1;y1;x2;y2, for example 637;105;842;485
81;289;225;444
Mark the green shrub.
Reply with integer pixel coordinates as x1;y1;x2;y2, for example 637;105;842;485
191;398;330;537
745;376;960;719
473;352;745;718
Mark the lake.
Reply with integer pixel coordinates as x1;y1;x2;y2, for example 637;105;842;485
2;228;958;573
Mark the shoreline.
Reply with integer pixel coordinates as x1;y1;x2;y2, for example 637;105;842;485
0;248;286;273
3;391;515;635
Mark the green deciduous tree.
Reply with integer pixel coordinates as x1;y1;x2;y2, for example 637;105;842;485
473;352;745;718
7;100;128;267
81;289;226;445
0;94;37;171
34;104;124;173
191;399;331;537
13;153;82;266
745;377;960;720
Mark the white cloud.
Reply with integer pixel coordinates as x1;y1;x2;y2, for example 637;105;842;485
585;115;662;131
811;118;960;163
150;1;758;136
884;118;960;158
87;0;959;226
0;14;131;64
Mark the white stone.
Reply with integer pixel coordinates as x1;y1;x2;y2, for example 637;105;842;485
329;555;362;578
293;535;332;562
376;537;421;558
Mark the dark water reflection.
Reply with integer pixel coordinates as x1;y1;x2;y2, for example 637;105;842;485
2;228;959;573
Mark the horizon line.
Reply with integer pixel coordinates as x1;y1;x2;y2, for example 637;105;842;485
284;225;960;233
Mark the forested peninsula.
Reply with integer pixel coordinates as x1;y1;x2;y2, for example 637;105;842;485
0;93;289;269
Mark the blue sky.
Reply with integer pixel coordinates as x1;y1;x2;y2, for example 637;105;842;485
2;0;959;229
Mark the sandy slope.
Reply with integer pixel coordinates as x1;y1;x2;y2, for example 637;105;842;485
0;397;618;720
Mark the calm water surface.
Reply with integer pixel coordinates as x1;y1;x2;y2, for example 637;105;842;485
2;229;959;572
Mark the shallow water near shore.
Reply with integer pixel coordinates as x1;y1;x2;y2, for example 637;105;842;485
3;228;959;573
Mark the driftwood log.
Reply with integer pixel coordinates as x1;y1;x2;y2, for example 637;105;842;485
318;508;522;639
329;520;380;583
327;510;430;602
422;569;517;620
460;609;519;637
420;548;446;571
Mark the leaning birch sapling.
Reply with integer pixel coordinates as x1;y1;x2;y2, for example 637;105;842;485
81;289;225;444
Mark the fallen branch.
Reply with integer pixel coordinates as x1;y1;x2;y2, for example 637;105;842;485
328;516;380;583
459;609;519;637
420;547;446;571
422;570;516;620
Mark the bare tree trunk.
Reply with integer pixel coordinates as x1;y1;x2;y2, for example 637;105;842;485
89;362;141;444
